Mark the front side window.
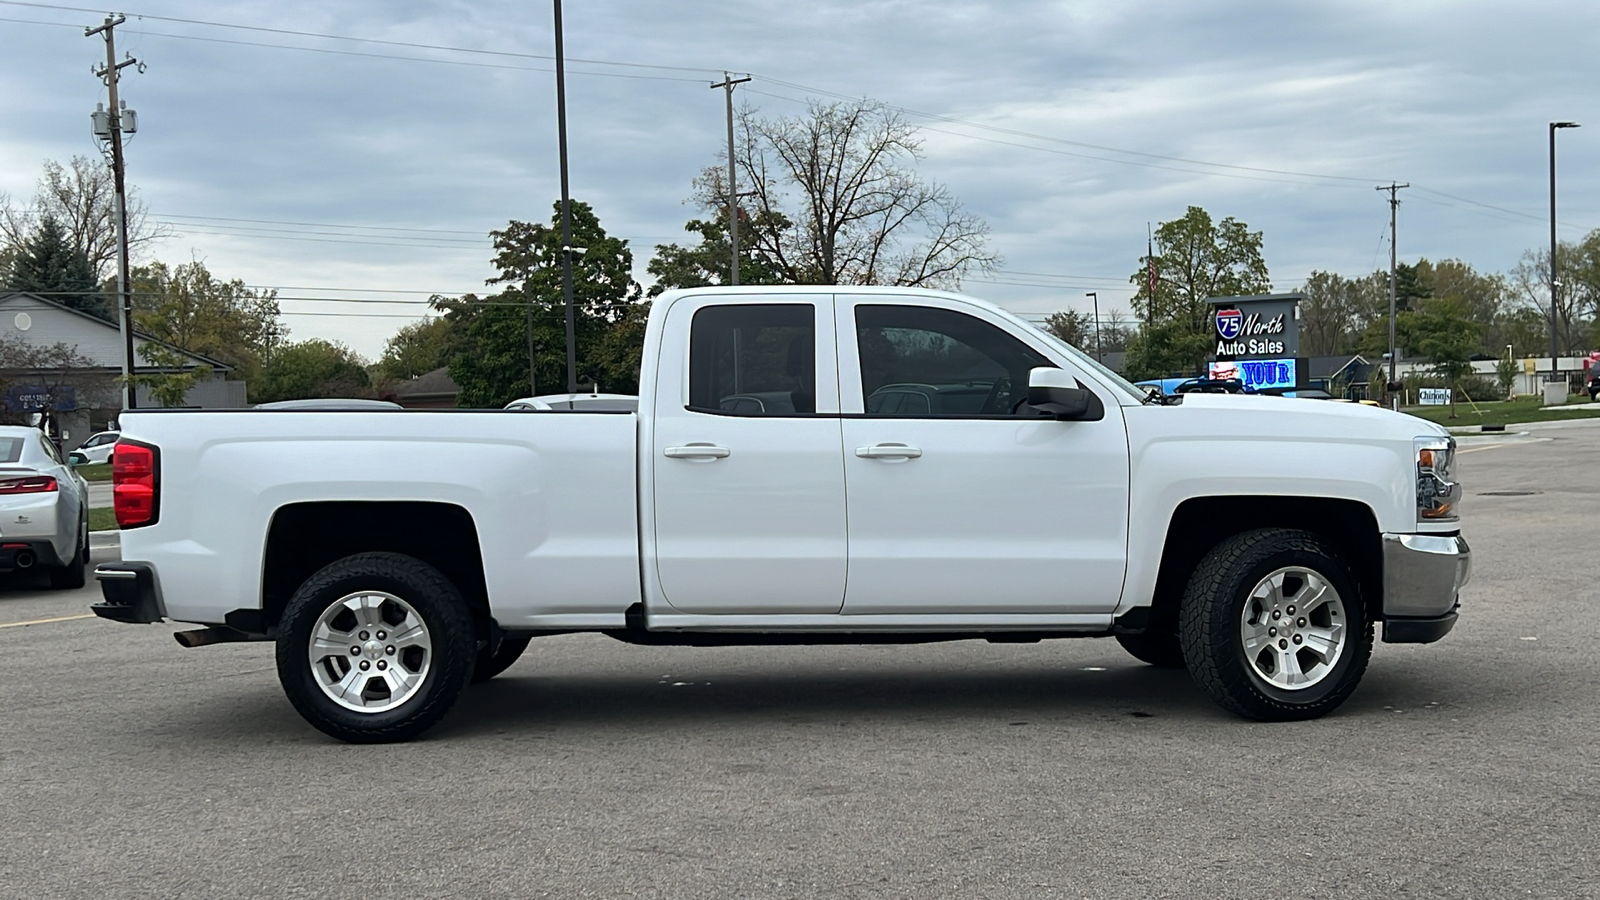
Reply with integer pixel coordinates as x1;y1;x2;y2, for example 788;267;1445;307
688;304;816;415
856;305;1051;416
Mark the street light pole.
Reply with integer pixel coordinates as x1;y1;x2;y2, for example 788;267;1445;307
1550;121;1580;387
553;0;578;395
1085;292;1101;363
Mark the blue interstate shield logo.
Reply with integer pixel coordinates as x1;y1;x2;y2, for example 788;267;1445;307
1215;308;1242;340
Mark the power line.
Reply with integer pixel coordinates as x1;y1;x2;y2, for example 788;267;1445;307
0;1;728;73
158;213;488;236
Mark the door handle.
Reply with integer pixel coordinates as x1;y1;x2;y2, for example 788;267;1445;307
664;443;731;460
855;443;922;460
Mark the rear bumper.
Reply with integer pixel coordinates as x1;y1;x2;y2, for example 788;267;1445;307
1381;532;1471;644
90;562;165;624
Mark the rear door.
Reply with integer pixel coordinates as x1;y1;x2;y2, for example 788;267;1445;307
650;296;847;615
837;295;1131;615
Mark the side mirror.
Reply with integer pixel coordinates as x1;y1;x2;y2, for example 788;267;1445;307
1026;367;1104;421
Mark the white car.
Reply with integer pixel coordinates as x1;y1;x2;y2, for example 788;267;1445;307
0;426;89;588
70;430;120;465
503;392;637;411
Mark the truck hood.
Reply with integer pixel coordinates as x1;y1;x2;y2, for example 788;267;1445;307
1133;392;1449;443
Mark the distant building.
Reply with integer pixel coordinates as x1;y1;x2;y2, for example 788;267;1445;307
0;292;243;444
390;366;460;409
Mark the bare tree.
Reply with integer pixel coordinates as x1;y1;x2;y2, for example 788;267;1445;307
694;99;998;289
0;334;114;426
0;156;166;281
1511;247;1588;355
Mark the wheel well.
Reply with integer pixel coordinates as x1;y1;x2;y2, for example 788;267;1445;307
260;502;490;637
1145;496;1383;633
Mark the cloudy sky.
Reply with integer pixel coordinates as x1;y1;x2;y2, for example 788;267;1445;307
3;0;1598;357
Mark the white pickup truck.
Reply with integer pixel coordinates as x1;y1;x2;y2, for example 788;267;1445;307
92;286;1470;743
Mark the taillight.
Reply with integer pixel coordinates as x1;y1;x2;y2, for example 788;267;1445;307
0;475;57;494
112;441;159;528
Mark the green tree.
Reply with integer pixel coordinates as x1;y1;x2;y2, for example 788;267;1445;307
1126;206;1270;378
129;260;285;385
436;201;645;407
128;344;212;408
374;316;453;382
1299;270;1389;357
647;214;789;296
5;215;104;317
254;339;370;404
688;99;998;288
1400;296;1482;417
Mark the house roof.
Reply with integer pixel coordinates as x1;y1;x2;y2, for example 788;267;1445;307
0;291;233;371
391;366;460;401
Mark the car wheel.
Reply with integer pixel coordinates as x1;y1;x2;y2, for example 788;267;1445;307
47;518;88;590
471;635;532;683
276;552;475;743
1114;628;1186;668
1179;528;1372;721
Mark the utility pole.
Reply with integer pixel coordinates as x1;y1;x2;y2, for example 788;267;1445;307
1377;182;1409;410
711;73;751;285
552;0;578;395
1085;292;1102;363
87;14;142;410
1550;121;1580;387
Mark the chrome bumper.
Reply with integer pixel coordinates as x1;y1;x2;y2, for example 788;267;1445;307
1381;533;1470;643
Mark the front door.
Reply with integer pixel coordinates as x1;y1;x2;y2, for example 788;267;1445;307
651;298;847;615
837;297;1130;615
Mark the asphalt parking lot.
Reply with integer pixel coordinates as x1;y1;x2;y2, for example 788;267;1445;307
3;425;1597;899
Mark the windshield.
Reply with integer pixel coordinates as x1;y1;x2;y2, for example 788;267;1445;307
1016;320;1149;403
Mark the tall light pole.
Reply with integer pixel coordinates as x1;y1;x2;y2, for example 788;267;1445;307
1085;292;1102;363
1550;121;1580;386
553;0;578;395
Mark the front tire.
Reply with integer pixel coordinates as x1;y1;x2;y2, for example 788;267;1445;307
1179;528;1372;721
276;552;475;743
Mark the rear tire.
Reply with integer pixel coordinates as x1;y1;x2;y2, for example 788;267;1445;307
471;635;531;683
276;552;475;743
1115;628;1186;668
1179;528;1372;721
48;519;87;590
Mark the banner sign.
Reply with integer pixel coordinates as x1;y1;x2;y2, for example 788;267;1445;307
2;384;76;412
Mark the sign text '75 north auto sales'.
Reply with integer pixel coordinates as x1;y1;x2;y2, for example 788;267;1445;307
1215;308;1289;357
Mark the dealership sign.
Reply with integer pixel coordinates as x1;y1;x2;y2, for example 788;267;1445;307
1209;358;1298;391
1210;296;1299;359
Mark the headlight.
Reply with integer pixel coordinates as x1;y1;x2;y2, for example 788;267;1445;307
1415;436;1460;522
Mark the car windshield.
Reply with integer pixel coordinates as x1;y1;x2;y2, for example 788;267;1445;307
1014;319;1149;403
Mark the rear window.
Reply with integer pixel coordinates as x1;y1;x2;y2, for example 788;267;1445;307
0;438;24;463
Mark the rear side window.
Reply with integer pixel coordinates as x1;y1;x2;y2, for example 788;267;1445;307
688;304;816;415
0;438;24;463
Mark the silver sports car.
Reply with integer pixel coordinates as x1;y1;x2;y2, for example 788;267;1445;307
0;426;90;588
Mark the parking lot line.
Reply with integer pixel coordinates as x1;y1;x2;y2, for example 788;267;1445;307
0;613;95;629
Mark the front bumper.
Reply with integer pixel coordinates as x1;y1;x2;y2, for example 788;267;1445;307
1381;532;1471;644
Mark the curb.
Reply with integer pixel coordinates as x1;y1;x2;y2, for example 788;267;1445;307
89;530;121;551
